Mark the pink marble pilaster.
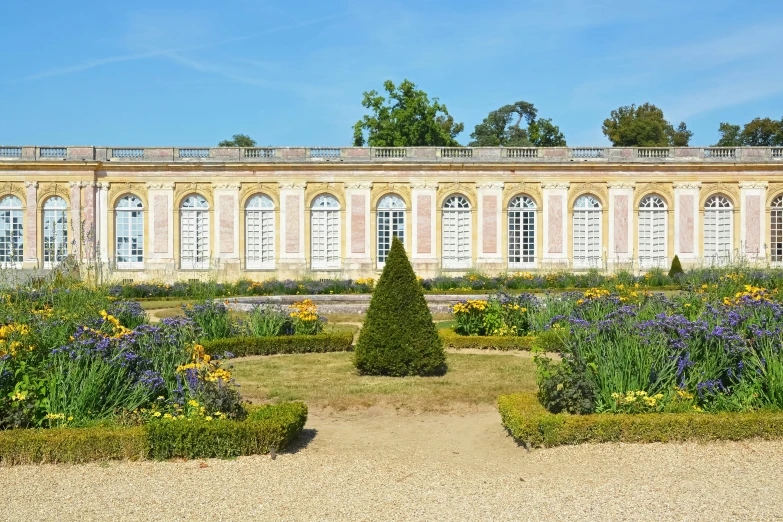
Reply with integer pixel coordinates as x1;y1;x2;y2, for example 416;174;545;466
613;195;628;253
482;195;498;254
219;195;235;253
417;195;432;254
69;183;81;258
285;194;300;254
679;195;694;253
25;183;37;260
350;194;365;254
547;195;563;253
153;195;169;253
82;183;96;258
746;195;761;254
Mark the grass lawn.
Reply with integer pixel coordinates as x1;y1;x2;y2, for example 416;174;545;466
231;351;537;412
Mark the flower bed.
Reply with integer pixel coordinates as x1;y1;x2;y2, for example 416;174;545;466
0;402;307;465
498;393;783;448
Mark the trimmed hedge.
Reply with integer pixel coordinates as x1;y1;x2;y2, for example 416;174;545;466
0;402;307;465
498;393;783;448
0;425;147;465
439;329;535;351
146;402;308;459
202;331;354;357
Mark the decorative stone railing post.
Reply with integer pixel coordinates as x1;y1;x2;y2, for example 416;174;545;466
541;182;569;268
672;182;701;261
476;182;504;271
344;182;373;272
410;181;438;276
24;181;37;268
82;181;97;261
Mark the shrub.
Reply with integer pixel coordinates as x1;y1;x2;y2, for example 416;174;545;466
354;236;445;376
145;402;307;459
240;304;291;337
535;356;596;414
202;331;354;357
439;329;535;350
669;254;684;278
0;425;147;465
498;393;783;448
0;402;308;464
183;301;234;340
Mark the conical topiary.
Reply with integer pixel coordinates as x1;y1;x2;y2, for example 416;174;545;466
669;254;684;278
354;236;446;376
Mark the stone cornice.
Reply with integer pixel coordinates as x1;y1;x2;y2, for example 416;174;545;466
607;182;636;189
475;182;504;190
146;182;175;190
739;181;768;189
212;182;241;190
279;182;306;190
345;182;372;189
541;182;570;189
673;182;702;189
410;181;438;189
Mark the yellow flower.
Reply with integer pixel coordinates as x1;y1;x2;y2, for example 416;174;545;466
153;411;162;417
67;416;73;421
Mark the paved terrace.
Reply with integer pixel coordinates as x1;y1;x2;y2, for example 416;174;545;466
0;145;782;163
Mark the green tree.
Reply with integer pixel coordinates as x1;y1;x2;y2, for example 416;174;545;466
715;123;742;146
353;80;464;147
740;117;783;146
354;236;446;376
669;254;684;278
713;118;783;146
602;103;691;147
469;102;566;147
218;134;257;147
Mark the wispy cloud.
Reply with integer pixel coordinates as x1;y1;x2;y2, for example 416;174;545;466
8;13;346;84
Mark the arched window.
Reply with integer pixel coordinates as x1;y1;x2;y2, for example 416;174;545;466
508;195;536;267
246;194;275;269
704;195;732;265
0;195;23;267
442;195;472;269
772;195;783;263
180;195;210;269
638;195;667;268
377;194;405;267
43;196;68;268
311;194;340;269
115;195;144;269
573;195;601;268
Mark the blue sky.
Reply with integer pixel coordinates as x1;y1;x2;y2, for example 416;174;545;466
1;0;782;147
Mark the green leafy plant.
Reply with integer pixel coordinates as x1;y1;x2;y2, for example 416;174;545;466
354;236;445;376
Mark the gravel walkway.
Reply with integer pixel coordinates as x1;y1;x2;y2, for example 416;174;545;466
2;410;782;521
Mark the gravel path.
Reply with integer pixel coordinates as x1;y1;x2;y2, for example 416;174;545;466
2;410;782;521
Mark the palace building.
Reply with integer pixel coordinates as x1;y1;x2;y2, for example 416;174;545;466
0;145;781;281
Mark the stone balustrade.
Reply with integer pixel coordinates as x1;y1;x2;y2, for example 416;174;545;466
0;145;782;163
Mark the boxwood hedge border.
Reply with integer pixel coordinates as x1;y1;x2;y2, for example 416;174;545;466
439;329;535;351
498;393;783;448
202;331;354;357
0;402;307;466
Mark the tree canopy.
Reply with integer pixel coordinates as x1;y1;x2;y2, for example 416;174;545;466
218;134;257;147
715;117;783;146
469;101;566;147
602;103;692;147
352;80;464;147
